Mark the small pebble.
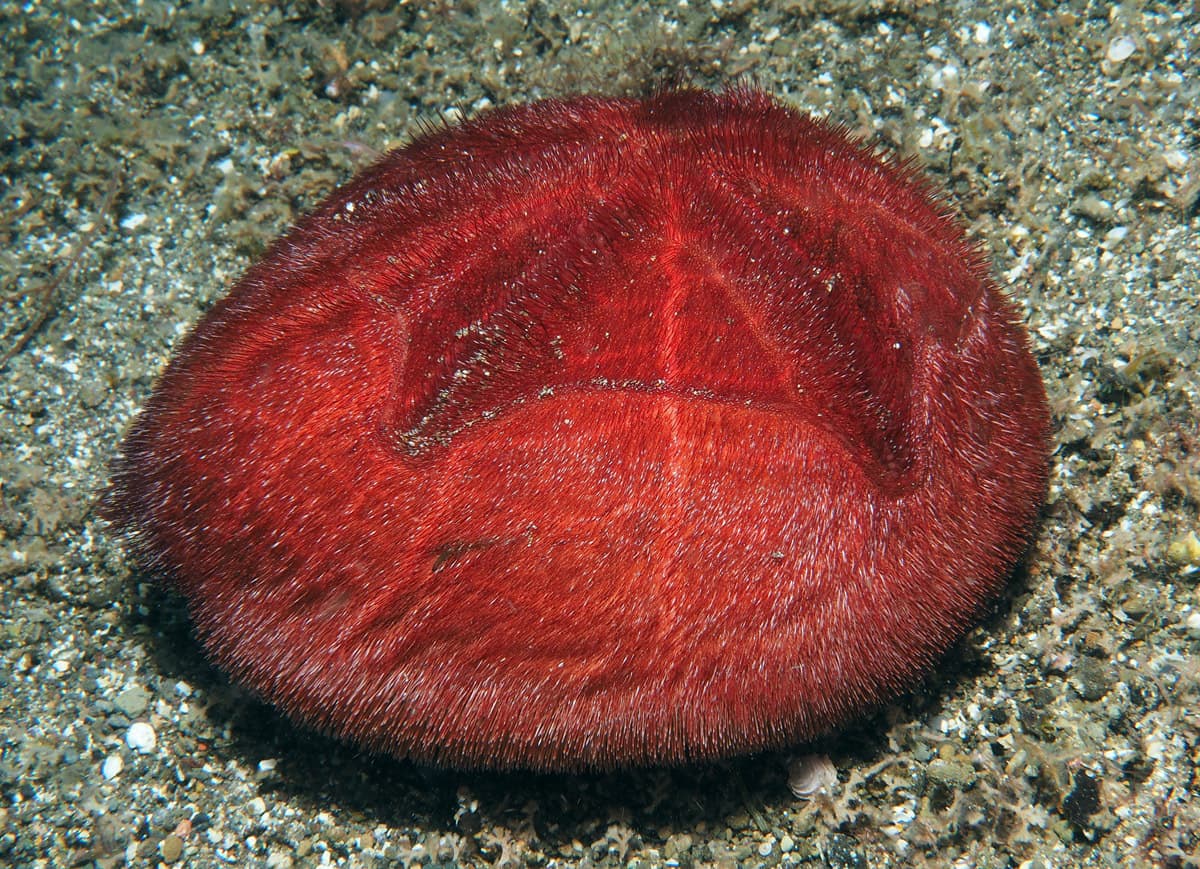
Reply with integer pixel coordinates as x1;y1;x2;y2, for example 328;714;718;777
126;721;157;753
1106;36;1136;63
1102;226;1128;249
101;754;123;780
115;686;151;717
120;213;149;231
1167;531;1200;566
928;755;977;787
160;834;184;863
1073;658;1115;702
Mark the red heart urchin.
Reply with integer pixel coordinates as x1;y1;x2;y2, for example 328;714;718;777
103;87;1049;771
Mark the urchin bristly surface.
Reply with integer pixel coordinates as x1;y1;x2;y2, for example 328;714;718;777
103;88;1050;771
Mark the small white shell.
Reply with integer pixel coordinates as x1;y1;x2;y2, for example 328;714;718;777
787;753;838;799
1106;36;1136;63
125;721;157;754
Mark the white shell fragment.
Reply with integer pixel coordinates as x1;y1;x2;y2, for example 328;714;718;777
125;721;157;754
101;754;124;780
1106;36;1136;63
787;753;838;799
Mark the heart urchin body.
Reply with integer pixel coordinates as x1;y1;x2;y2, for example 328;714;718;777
104;88;1049;771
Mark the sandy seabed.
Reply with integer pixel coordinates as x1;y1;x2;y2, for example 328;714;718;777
1;1;1198;867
